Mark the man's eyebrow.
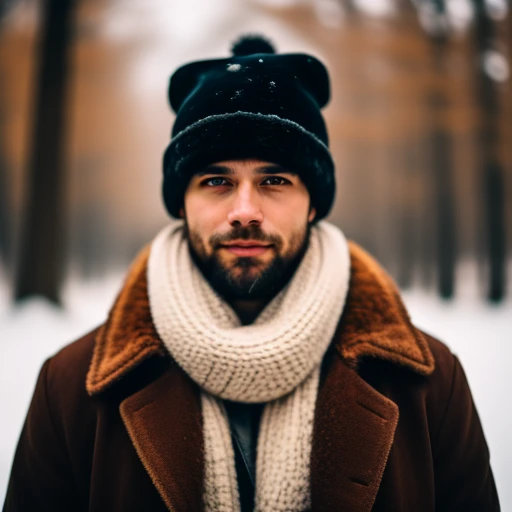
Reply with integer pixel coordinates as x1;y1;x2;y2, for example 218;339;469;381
255;165;297;176
195;166;233;177
194;164;297;177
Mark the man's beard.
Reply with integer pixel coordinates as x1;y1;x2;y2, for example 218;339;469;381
185;222;311;302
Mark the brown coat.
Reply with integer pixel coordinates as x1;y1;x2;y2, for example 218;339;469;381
4;243;500;512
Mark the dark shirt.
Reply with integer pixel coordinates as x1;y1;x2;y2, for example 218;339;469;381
224;400;264;512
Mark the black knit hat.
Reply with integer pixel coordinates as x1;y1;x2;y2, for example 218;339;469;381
162;35;335;221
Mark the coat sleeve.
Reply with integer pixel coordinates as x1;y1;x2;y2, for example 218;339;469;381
3;358;80;512
432;354;500;512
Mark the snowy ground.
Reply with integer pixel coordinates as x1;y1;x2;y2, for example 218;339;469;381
1;272;511;508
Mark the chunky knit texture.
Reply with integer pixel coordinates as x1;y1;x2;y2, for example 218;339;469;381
147;220;350;511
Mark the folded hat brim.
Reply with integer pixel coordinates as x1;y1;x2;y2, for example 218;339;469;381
162;111;335;220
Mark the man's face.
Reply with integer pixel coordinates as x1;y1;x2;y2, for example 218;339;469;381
181;159;316;301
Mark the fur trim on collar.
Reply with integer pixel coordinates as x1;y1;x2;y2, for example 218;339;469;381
337;243;434;374
86;242;434;396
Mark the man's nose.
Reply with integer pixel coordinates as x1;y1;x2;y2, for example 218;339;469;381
227;184;263;227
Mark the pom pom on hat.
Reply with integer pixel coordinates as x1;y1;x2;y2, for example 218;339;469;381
231;35;276;56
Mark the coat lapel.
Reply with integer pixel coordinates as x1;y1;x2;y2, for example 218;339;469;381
311;353;399;512
119;363;204;512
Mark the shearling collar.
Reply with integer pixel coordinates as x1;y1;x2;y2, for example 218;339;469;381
86;241;434;396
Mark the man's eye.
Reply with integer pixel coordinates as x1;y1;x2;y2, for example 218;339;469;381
202;177;230;187
261;176;290;186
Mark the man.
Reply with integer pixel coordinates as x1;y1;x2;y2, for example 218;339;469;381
4;36;499;512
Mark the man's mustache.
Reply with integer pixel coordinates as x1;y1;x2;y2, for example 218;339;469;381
210;226;282;249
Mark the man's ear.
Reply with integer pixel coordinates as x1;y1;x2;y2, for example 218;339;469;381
308;207;316;223
179;207;185;218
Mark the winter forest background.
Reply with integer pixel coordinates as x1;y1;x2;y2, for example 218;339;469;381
0;0;511;507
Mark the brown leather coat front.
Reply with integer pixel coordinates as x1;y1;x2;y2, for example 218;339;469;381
4;243;500;511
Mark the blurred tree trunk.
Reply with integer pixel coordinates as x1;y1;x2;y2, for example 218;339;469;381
0;149;11;268
14;0;76;304
472;0;506;302
396;141;417;289
429;34;456;299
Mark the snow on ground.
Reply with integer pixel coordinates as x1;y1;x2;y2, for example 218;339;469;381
0;274;511;508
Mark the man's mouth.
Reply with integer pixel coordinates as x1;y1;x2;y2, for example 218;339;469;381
221;240;273;257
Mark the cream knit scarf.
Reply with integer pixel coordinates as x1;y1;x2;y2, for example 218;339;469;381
147;220;350;511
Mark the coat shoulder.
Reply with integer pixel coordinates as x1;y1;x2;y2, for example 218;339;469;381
414;329;473;445
419;329;456;377
42;326;104;421
417;328;459;398
46;326;101;386
416;330;500;509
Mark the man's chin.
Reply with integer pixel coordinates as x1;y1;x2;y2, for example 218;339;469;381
224;260;268;283
208;260;277;301
228;267;265;284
